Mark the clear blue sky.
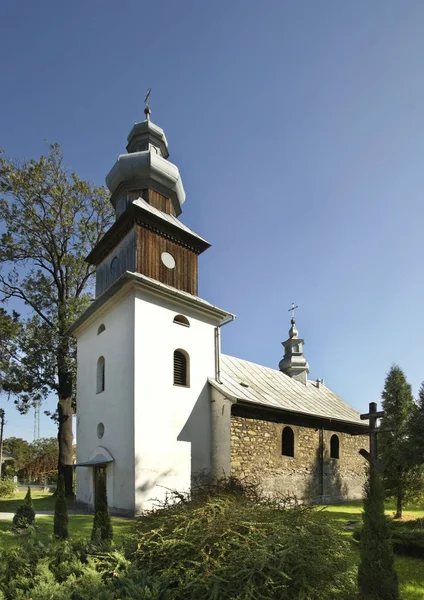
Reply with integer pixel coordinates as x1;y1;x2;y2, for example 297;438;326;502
1;0;424;441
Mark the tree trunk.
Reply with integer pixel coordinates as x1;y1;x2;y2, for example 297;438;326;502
57;349;74;498
394;492;402;519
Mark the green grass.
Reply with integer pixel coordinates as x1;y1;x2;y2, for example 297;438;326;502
0;490;56;512
323;500;424;600
0;491;134;551
0;514;134;551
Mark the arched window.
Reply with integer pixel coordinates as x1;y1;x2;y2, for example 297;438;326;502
330;434;340;459
173;314;190;327
282;426;295;457
173;349;189;387
97;324;106;335
97;356;105;394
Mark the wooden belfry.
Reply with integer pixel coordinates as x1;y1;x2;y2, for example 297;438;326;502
359;402;385;472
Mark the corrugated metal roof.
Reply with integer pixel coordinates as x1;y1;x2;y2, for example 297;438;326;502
212;354;365;426
133;198;209;244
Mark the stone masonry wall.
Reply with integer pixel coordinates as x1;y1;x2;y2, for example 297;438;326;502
231;415;368;502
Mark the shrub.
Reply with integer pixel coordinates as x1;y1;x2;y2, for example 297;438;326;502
92;470;113;543
54;474;68;539
125;482;356;600
0;477;15;498
358;469;399;600
24;486;33;507
355;517;424;558
12;503;35;529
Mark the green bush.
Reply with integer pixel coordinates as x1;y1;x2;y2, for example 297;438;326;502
91;470;113;543
12;503;35;529
0;477;15;498
125;483;356;600
358;469;399;600
355;517;424;558
24;486;33;507
54;474;68;539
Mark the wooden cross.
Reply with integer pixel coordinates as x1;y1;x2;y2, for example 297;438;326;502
288;303;298;320
359;402;385;472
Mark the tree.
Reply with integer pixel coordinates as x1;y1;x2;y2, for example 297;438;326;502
358;468;399;600
379;365;421;518
24;486;33;507
91;470;113;543
53;473;68;539
409;382;424;467
0;145;114;495
1;437;31;479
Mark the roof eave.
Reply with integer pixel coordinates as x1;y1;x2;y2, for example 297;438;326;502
69;272;235;336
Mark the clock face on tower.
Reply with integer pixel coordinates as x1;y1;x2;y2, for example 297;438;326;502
161;252;176;269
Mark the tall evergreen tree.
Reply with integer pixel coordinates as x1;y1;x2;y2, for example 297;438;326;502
409;382;424;467
54;473;68;539
91;470;113;543
379;365;420;518
0;145;114;495
358;468;399;600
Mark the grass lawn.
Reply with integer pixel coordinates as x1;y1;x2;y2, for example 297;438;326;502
0;491;56;512
324;500;424;600
0;491;134;550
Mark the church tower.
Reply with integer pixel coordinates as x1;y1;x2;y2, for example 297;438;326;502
71;106;233;515
279;307;309;384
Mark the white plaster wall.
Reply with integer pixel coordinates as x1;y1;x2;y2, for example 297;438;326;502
133;289;217;512
75;293;135;514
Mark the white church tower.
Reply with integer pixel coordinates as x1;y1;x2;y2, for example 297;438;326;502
71;105;233;515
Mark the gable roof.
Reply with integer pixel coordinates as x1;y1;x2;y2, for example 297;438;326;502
210;354;366;426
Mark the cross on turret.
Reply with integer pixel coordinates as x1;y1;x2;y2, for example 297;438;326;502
288;303;298;321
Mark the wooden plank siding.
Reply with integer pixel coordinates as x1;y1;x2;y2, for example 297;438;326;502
136;225;198;295
127;188;176;216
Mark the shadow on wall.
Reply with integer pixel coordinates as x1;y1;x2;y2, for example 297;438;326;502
304;446;348;504
177;381;212;485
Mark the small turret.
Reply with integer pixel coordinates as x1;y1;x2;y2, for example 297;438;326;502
279;304;309;385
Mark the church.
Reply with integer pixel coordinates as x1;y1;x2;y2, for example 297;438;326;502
70;107;368;516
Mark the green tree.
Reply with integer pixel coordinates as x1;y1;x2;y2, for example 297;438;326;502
358;468;399;600
53;473;68;539
0;145;114;495
409;382;424;467
91;470;113;543
24;486;33;507
1;437;31;479
379;365;421;518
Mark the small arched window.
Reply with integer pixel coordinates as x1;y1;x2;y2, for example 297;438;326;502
97;324;106;335
173;315;190;327
282;426;295;457
97;356;105;394
330;434;340;459
173;349;189;387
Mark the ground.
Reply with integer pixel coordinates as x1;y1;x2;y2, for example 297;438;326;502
0;492;423;599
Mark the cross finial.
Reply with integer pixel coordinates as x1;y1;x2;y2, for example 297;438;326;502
288;303;298;322
144;88;152;120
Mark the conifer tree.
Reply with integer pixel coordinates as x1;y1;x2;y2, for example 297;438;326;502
379;365;419;518
409;382;424;466
91;470;113;543
358;468;399;600
24;486;33;507
54;473;69;539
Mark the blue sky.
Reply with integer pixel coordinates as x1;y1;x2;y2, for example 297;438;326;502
1;0;424;441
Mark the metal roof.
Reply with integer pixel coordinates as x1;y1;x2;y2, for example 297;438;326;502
73;453;114;467
211;354;366;426
132;197;209;244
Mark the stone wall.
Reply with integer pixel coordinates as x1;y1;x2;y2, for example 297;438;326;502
230;414;368;502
